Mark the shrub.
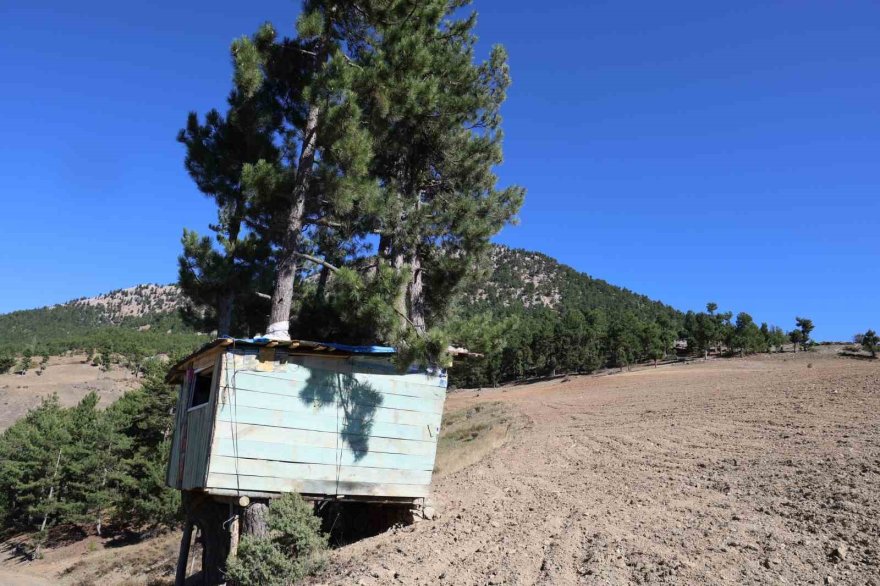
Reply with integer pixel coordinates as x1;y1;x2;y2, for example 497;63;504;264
225;493;327;586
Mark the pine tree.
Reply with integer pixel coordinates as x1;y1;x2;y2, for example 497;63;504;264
795;317;814;351
61;392;118;535
105;362;181;529
230;4;377;341
358;0;525;343
860;329;878;358
789;329;803;352
0;395;70;532
178;31;280;336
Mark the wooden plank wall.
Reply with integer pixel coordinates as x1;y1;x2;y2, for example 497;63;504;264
166;354;221;490
206;349;447;499
165;379;188;488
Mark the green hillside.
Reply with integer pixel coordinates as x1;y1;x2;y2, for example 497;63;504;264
0;286;204;368
447;246;684;386
0;246;685;383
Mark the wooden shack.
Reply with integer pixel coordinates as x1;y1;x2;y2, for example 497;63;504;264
165;337;447;503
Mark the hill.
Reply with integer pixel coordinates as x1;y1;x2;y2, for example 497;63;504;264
0;284;202;364
0;246;684;386
464;246;680;322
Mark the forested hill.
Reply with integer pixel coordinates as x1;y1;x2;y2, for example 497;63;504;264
461;246;681;322
447;246;685;386
0;284;201;361
0;246;684;382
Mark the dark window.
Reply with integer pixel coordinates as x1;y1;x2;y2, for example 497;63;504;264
190;369;213;408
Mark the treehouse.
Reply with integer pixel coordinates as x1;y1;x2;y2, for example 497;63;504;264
165;337;447;505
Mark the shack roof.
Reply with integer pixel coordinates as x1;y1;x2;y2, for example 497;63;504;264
165;337;396;383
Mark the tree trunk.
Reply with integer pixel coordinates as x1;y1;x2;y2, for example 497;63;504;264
39;449;62;533
242;501;270;539
217;290;234;337
407;252;426;332
266;104;320;340
315;265;330;303
390;247;408;331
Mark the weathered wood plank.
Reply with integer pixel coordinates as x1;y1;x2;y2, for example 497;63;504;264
205;473;430;498
216;404;438;442
231;369;446;401
212;439;435;471
209;456;432;485
227;373;446;413
219;389;442;427
212;423;437;456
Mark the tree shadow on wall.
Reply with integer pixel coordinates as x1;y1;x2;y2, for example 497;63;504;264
299;367;383;460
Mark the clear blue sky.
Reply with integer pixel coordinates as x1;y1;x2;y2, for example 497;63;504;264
1;1;878;341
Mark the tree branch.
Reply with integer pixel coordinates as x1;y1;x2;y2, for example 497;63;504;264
294;252;340;274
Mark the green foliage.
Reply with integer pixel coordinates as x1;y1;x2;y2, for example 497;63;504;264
859;329;878;358
0;354;14;374
795;317;815;350
0;298;203;369
225;493;327;586
766;325;787;352
446;248;684;384
732;312;765;355
18;348;33;372
0;361;181;535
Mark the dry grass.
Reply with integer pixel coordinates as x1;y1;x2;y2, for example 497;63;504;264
434;401;524;477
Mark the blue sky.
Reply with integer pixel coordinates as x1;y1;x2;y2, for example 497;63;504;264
1;0;878;341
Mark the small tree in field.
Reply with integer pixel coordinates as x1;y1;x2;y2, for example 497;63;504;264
788;329;803;352
768;326;786;352
18;349;33;373
795;317;814;351
860;329;878;358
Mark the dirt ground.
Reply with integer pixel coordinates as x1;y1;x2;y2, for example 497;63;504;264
308;349;879;585
1;348;877;585
0;354;138;430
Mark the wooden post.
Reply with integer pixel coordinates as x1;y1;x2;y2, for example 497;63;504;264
229;513;240;559
175;520;193;586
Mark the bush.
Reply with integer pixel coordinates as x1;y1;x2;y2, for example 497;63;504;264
225;493;327;586
226;537;300;586
0;355;14;374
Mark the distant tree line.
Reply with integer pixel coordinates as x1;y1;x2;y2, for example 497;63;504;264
449;301;815;388
0;362;180;551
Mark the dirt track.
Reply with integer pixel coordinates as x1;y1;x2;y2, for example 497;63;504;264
310;351;880;585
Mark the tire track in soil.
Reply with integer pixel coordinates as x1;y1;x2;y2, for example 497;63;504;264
307;353;880;585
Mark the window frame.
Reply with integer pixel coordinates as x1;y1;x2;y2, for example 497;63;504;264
187;365;214;412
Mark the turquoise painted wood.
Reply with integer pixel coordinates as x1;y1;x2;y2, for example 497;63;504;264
216;404;438;442
212;438;435;471
210;455;433;484
220;389;442;427
205;473;431;498
212;423;438;456
232;369;446;402
199;349;447;501
229;373;446;413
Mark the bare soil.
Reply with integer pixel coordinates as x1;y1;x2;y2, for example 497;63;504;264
309;349;880;585
2;348;878;585
0;354;139;430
